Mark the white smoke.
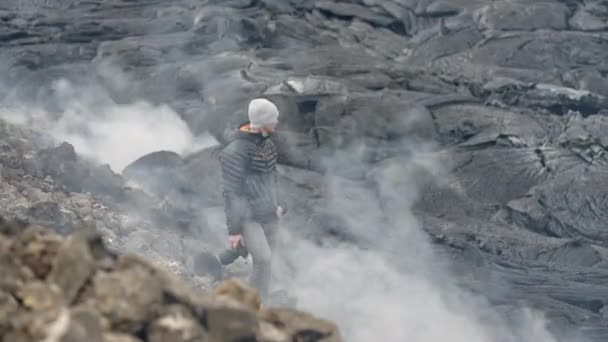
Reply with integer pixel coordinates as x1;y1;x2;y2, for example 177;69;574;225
0;77;216;173
0;52;583;342
272;142;572;342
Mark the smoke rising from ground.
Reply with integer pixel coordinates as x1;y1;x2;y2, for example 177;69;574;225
273;142;571;342
0;55;582;342
0;72;217;173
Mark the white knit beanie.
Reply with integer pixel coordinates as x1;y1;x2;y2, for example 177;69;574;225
248;98;279;129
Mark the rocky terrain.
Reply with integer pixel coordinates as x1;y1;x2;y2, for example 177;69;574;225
0;216;339;341
1;0;608;341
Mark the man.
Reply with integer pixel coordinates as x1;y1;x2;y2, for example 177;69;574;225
218;98;286;300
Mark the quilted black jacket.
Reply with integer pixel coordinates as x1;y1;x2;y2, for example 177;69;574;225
220;126;286;235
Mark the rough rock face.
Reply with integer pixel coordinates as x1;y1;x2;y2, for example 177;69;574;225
0;217;340;342
2;0;608;341
0;119;228;289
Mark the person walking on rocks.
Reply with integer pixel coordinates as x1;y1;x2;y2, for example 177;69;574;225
218;98;287;300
